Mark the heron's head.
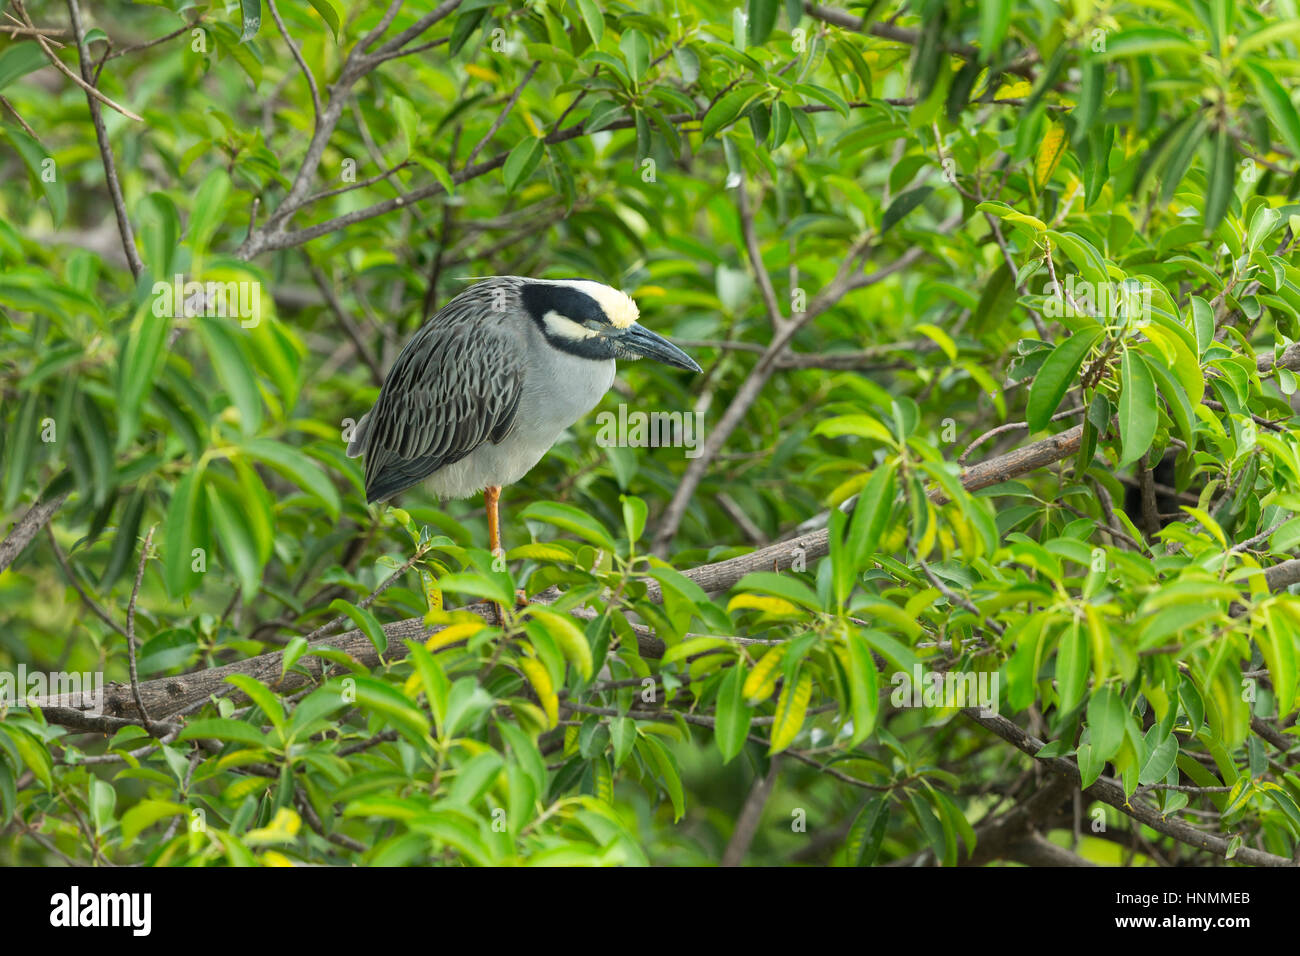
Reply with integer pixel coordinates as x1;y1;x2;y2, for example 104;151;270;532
521;279;702;372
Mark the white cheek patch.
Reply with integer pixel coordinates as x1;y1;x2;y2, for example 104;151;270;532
564;281;639;329
543;310;601;340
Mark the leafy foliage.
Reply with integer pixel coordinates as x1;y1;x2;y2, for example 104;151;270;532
3;0;1300;867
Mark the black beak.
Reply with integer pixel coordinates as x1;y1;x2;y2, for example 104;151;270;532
619;323;702;372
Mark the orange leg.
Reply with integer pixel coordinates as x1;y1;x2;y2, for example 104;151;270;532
485;485;505;624
485;485;502;555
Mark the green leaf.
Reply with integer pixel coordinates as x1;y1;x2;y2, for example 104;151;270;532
225;674;286;735
1190;295;1214;357
329;599;388;657
137;192;180;278
2;127;67;227
576;0;604;44
1077;742;1107;789
163;467;206;597
1055;620;1090;713
6;726;51;789
621;494;647;544
637;734;685;820
286;685;347;738
239;0;262;41
1117;349;1158;468
1045;230;1108;284
178;718;268;748
95;496;145;595
1026;329;1102;433
844;632;880;746
0;43;48;91
1094;27;1198;59
978;0;1011;57
448;9;486;56
1087;685;1126;761
1203;126;1232;235
835;462;897;607
448;752;504;807
391;95;418;163
242;437;340;519
527;607;593;680
121;800;186;846
503;137;544;192
846;796;890;865
714;664;752;763
307;0;344;41
206;481;264;597
881;186;933;234
1245;61;1300;159
196;314;262;436
519;501;615;549
117;303;170;451
1;389;37;512
584;99;624;132
747;0;780;46
352;675;431;741
702;85;762;139
733;571;822;611
1138;729;1179;785
619;29;649;82
188;168;230;260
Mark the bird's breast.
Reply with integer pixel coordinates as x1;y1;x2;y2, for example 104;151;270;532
517;348;616;440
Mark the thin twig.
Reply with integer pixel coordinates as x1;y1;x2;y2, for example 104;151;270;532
267;0;322;117
957;404;1085;464
126;526;158;734
464;60;540;168
735;172;785;331
20;0;142;121
66;0;145;277
46;526;129;638
0;93;38;137
307;260;384;385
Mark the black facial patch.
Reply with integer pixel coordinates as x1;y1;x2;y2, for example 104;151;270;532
521;282;616;363
521;282;607;326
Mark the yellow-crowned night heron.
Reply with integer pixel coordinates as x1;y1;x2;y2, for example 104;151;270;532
346;277;701;557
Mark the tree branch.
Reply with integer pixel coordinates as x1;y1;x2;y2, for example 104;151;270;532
652;214;965;554
0;490;70;575
963;707;1292;867
20;0;142;122
65;0;144;278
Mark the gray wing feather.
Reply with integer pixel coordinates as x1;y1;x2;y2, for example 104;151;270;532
357;279;526;503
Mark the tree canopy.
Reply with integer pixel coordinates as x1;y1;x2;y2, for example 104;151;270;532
3;0;1300;868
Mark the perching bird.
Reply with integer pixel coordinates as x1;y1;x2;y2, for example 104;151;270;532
346;277;701;558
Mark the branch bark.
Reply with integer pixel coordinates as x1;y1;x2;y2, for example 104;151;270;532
649;424;1084;598
0;490;70;575
963;707;1293;867
36;420;1090;722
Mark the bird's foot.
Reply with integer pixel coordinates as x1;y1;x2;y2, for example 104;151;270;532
490;590;529;626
